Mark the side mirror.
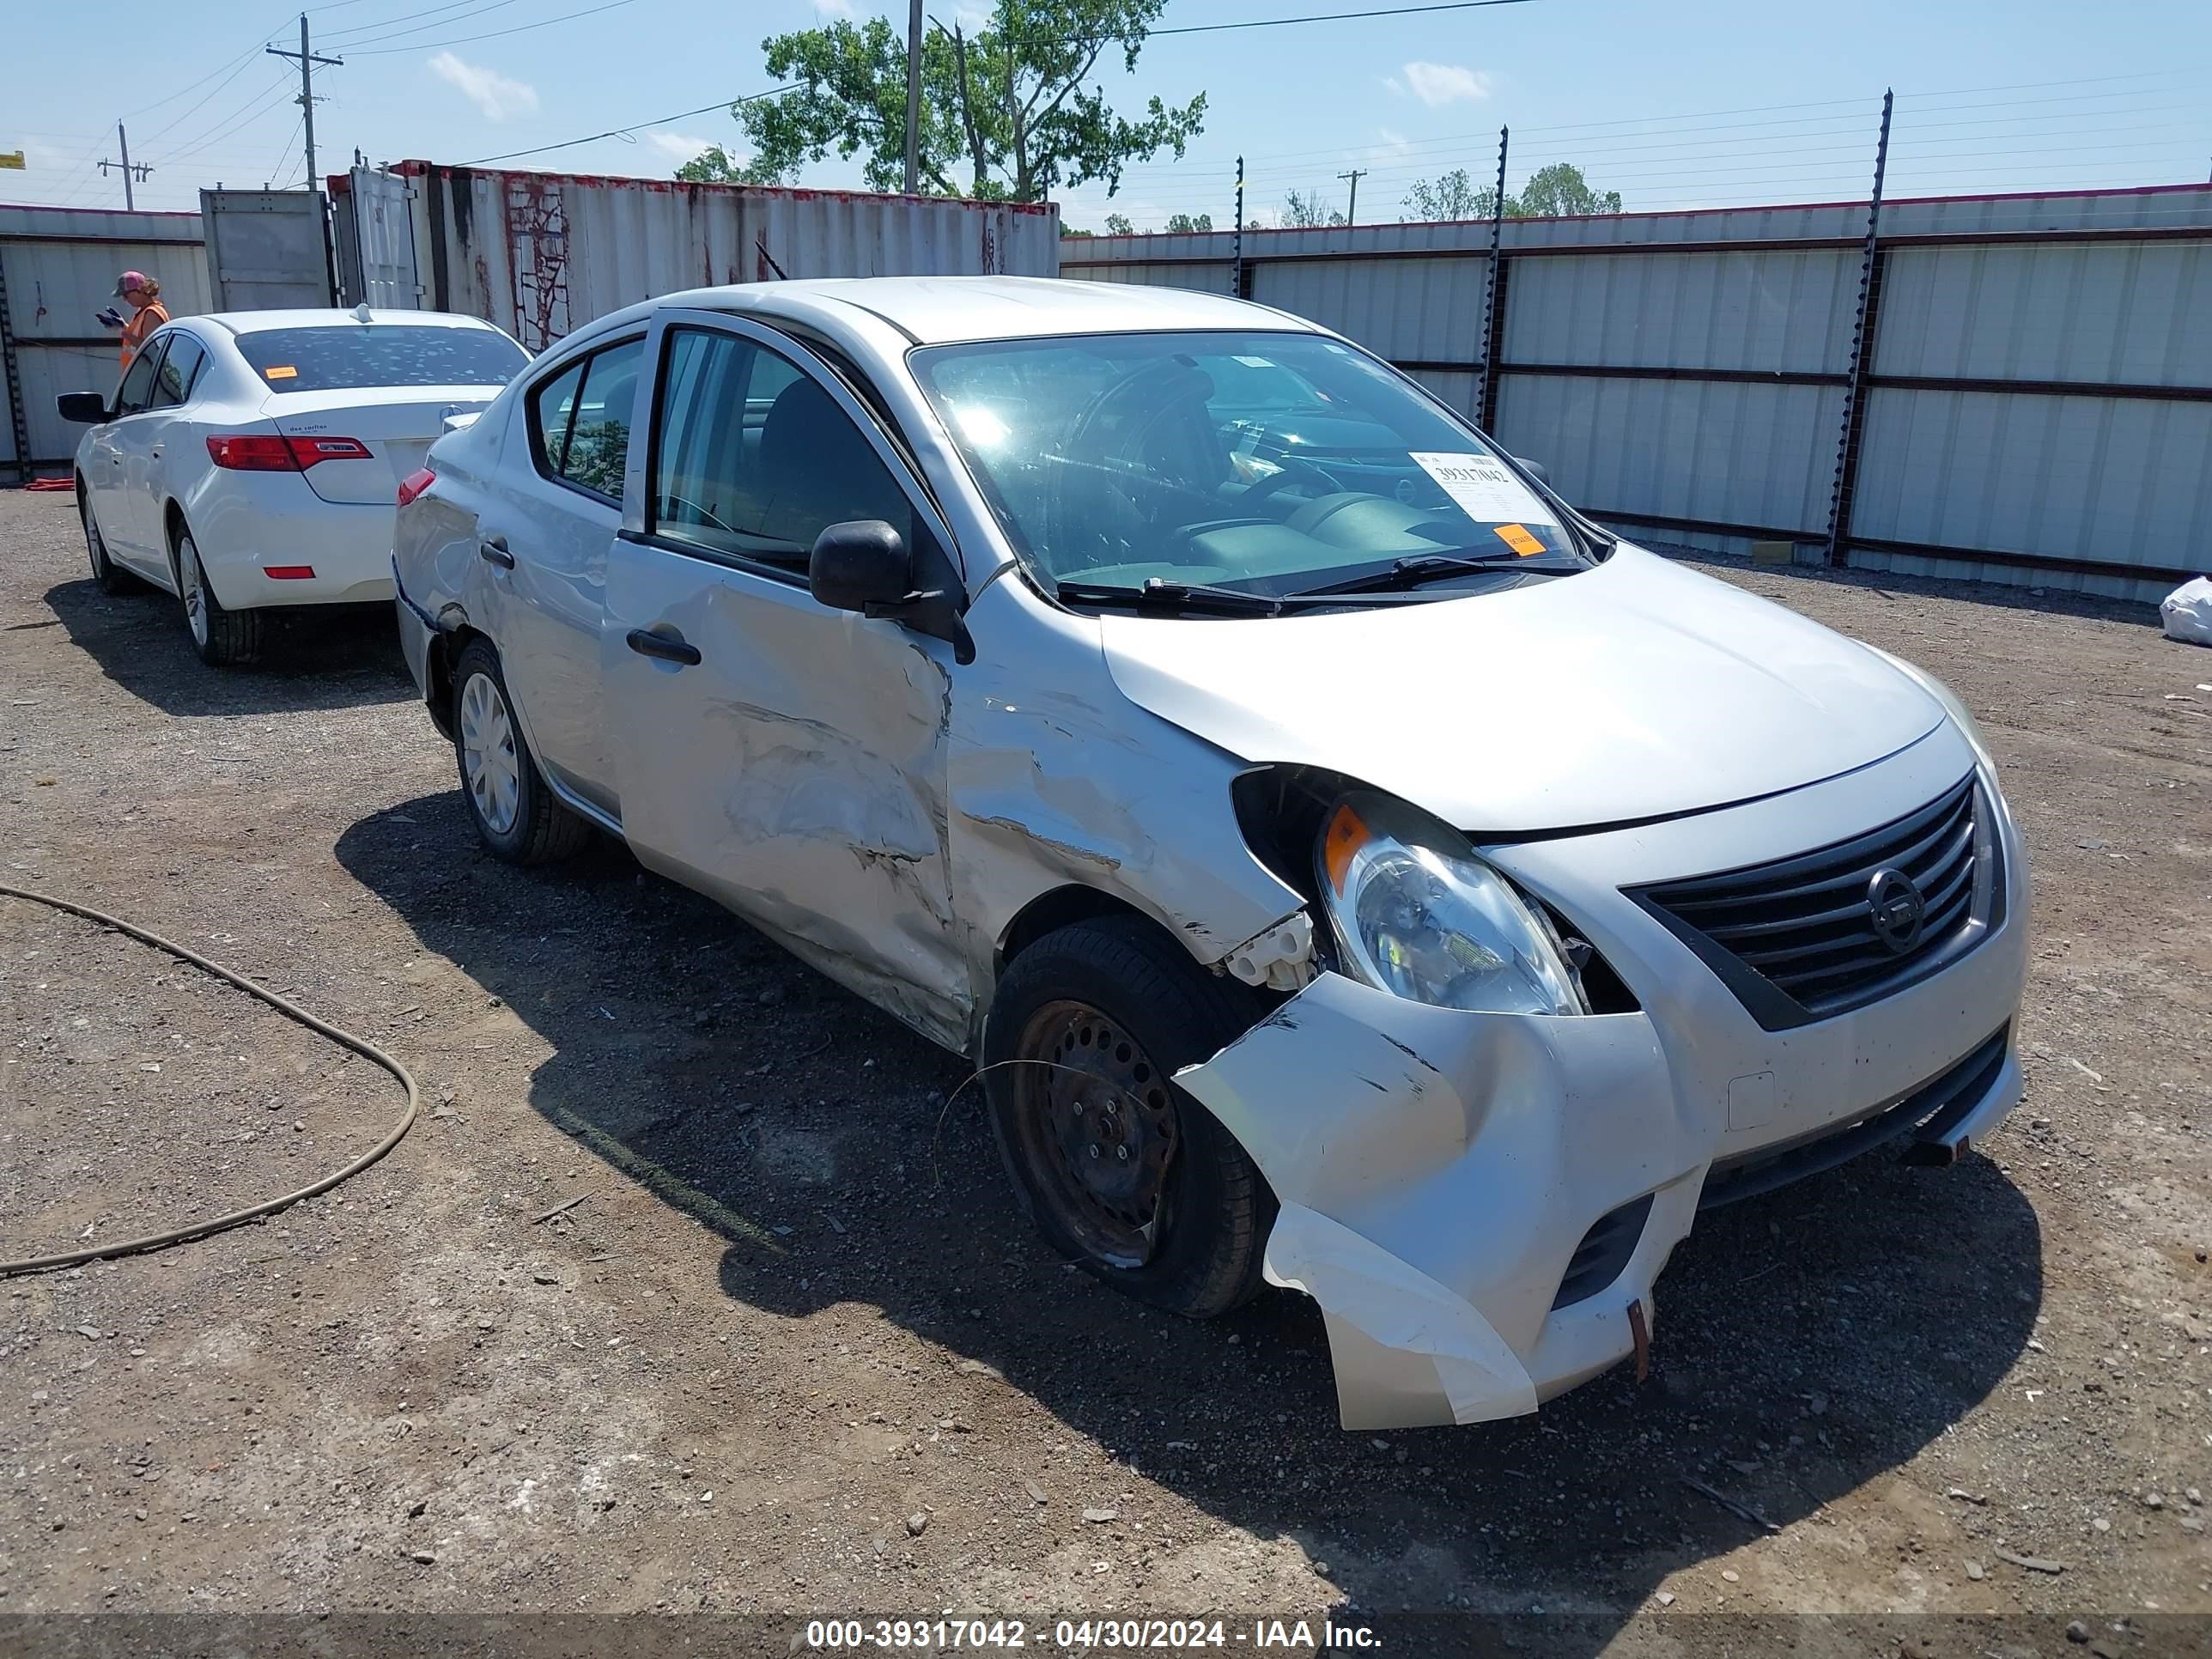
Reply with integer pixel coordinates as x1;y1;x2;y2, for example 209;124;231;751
809;520;915;614
807;517;976;665
1513;456;1549;486
58;392;109;424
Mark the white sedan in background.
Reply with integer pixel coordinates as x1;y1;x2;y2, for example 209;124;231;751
59;307;528;666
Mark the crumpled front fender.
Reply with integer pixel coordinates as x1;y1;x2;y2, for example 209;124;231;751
1176;971;1704;1431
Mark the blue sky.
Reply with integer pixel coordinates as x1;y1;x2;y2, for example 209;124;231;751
9;0;2210;229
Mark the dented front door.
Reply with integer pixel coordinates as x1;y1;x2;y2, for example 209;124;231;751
602;315;969;1048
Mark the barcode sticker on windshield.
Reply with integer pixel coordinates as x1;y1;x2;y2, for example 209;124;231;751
1408;452;1558;528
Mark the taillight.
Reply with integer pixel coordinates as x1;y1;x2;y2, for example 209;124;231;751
397;467;436;508
205;434;374;471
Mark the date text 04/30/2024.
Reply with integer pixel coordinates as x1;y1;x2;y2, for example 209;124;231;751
802;1618;1382;1650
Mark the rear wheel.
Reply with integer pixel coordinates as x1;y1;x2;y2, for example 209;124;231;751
984;917;1273;1319
176;527;261;667
452;638;591;866
81;496;137;596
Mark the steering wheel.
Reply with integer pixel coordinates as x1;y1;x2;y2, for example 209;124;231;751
1237;458;1341;510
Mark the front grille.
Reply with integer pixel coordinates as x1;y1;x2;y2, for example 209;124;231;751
1631;775;1998;1030
1551;1193;1654;1310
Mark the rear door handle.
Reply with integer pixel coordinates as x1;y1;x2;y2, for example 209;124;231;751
625;628;702;666
478;535;514;568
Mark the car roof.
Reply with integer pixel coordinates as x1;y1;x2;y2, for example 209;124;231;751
598;276;1321;349
193;308;513;337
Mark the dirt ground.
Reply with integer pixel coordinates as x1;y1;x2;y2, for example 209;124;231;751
2;487;2208;1653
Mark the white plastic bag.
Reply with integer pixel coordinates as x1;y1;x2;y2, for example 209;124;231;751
2164;576;2212;646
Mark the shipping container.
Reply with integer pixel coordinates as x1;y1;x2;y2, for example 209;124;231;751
200;189;336;311
0;204;210;483
329;163;1061;352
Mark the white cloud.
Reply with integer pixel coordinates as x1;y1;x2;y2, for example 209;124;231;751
428;51;539;122
1365;128;1415;161
646;131;726;164
1399;62;1492;107
813;0;857;15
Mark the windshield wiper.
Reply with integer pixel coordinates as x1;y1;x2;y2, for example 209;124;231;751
1057;578;1285;617
1286;551;1529;598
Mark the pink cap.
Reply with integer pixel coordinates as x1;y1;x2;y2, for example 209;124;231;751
113;270;151;296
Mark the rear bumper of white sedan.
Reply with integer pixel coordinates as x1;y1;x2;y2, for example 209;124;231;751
189;471;397;610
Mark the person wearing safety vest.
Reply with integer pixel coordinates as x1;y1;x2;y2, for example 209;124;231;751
98;271;168;372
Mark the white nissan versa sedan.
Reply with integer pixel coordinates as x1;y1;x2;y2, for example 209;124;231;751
60;307;526;666
392;277;2029;1430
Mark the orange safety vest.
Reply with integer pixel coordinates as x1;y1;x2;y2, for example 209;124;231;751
118;301;169;371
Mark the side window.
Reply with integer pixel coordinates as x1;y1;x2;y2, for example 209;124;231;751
528;337;644;502
149;333;207;409
651;327;913;570
114;341;164;417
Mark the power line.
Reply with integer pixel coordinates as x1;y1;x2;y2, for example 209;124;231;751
1146;0;1534;36
457;84;803;166
349;0;637;54
326;0;525;46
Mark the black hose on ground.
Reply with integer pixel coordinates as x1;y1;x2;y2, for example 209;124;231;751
0;884;420;1277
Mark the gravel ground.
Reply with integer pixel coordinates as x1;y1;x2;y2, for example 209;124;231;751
1;489;2208;1650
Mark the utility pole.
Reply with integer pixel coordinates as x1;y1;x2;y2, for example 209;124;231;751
903;0;923;194
97;122;153;210
269;14;342;191
1336;167;1367;226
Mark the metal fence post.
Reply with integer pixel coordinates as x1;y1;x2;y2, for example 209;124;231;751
1826;90;1893;567
1479;125;1510;432
1232;157;1246;297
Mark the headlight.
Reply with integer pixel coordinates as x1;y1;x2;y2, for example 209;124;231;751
1316;791;1583;1015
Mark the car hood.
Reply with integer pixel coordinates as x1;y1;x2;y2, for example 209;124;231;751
1097;545;1948;834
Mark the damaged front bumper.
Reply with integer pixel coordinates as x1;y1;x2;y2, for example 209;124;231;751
1178;975;1702;1429
1176;736;2029;1432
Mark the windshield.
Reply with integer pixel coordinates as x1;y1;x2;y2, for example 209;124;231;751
910;330;1585;602
237;325;527;393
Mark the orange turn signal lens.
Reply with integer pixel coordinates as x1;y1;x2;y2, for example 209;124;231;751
1322;800;1370;896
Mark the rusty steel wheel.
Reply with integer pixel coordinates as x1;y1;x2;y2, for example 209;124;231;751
1007;1000;1180;1269
984;916;1274;1319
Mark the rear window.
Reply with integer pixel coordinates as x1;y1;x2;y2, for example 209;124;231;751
234;325;527;392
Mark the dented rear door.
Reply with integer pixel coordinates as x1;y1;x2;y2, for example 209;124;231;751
602;312;969;1048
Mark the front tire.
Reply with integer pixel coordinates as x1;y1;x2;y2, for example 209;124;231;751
984;917;1274;1319
82;497;137;596
451;638;591;866
175;526;261;667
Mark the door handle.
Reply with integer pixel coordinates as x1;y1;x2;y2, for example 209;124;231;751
478;535;514;568
625;628;702;666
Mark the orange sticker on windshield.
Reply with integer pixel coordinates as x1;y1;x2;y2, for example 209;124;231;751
1494;522;1546;556
263;365;298;380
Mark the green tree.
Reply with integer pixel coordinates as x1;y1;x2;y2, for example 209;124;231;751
1400;161;1621;222
1103;212;1135;235
1515;162;1622;216
1399;167;1493;222
673;144;783;186
1164;211;1212;232
1281;187;1346;228
702;2;1204;202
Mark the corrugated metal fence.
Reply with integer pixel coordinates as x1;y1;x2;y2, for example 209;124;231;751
1064;184;2212;603
0;205;210;483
